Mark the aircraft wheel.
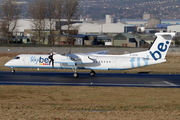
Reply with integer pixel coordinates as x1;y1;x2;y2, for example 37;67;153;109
12;69;15;73
74;72;79;78
90;71;95;76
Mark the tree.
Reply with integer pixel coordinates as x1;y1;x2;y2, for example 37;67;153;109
46;0;57;44
28;0;79;44
28;0;47;44
55;0;64;38
0;0;22;43
64;0;80;39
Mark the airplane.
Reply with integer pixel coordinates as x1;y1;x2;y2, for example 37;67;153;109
5;32;175;78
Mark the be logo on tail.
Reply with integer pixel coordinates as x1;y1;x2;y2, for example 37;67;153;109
149;41;169;61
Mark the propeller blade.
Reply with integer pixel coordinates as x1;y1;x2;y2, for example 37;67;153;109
48;54;54;68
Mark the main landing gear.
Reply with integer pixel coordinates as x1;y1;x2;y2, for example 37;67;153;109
72;66;96;78
90;70;96;76
73;72;79;78
73;70;96;78
72;65;79;78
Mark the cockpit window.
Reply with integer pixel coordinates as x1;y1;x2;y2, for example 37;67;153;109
14;56;20;59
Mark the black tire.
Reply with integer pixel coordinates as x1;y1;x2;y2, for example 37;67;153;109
73;73;79;78
90;71;95;76
12;70;15;73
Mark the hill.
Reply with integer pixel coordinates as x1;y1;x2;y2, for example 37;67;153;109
1;0;180;19
79;0;180;19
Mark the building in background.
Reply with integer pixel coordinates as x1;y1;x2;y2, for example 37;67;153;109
106;15;116;24
143;13;154;20
112;33;144;47
167;25;180;33
147;17;161;28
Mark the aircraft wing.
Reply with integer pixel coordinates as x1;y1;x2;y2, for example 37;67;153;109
60;54;94;65
63;54;79;61
58;50;109;65
62;50;109;61
82;50;109;55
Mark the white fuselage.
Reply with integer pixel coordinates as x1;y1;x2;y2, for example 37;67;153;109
5;53;165;70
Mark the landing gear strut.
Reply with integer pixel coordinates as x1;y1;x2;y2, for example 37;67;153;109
90;70;96;76
72;65;79;78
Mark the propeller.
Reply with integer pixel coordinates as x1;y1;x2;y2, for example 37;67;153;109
48;53;54;68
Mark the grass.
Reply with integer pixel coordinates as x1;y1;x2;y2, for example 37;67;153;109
0;53;180;119
0;86;180;119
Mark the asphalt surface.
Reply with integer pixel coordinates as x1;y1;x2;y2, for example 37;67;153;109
0;71;180;88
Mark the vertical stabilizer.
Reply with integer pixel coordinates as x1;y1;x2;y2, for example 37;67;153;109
149;32;176;61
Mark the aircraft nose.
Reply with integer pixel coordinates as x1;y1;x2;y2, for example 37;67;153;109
5;61;11;67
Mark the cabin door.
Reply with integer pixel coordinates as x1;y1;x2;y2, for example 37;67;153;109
23;57;29;66
111;58;116;68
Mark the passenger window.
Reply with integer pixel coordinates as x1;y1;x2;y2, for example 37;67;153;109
14;56;20;59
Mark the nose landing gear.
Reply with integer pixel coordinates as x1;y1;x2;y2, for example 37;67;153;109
12;68;15;73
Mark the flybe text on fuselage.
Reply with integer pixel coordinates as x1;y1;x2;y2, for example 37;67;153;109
30;56;50;65
149;41;169;61
130;55;149;68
